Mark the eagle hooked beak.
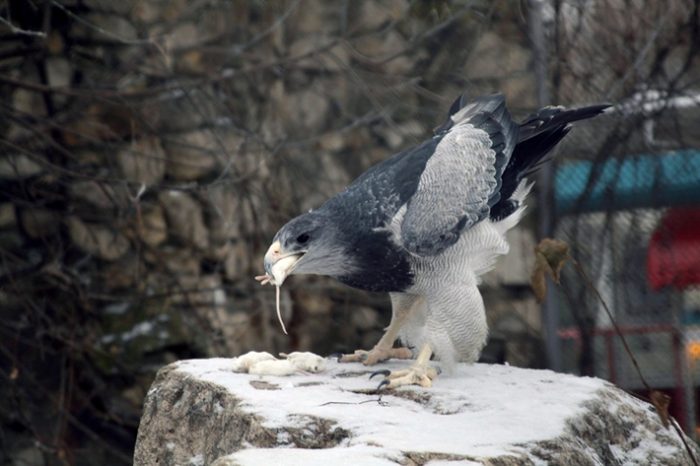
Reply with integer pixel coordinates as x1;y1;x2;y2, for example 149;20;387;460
263;240;304;286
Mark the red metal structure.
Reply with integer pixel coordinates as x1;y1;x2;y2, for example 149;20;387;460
648;208;700;290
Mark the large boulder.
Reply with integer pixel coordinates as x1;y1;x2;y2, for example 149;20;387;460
134;358;697;465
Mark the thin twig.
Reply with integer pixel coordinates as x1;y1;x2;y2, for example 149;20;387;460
319;396;387;407
0;15;46;38
50;1;154;45
670;417;700;466
572;259;651;391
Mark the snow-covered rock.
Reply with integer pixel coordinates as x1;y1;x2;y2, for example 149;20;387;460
134;357;697;465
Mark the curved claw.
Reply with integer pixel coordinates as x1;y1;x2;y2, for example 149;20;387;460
376;379;391;391
327;352;343;362
369;369;391;380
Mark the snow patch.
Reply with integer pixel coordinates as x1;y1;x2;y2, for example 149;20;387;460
224;445;402;466
174;358;606;459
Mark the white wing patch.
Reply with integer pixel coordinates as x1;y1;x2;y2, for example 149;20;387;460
372;203;408;248
400;123;498;256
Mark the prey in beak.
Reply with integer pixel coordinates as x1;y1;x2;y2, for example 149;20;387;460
256;211;337;335
263;240;305;286
254;240;306;334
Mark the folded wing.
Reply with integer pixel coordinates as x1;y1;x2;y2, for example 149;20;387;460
400;94;518;256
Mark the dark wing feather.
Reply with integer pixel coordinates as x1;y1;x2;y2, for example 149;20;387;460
490;103;609;221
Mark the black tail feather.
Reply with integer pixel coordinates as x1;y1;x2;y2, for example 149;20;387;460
489;103;609;221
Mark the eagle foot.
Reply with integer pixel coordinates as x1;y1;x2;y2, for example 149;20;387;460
338;347;413;366
374;364;440;390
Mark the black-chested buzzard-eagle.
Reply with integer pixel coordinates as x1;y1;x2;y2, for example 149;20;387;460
256;93;607;388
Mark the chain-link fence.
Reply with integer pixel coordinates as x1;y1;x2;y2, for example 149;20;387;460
537;0;700;436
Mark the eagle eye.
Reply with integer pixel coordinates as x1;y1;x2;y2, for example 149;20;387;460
296;233;310;244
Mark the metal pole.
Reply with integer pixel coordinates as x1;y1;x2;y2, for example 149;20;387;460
675;295;697;437
528;0;562;371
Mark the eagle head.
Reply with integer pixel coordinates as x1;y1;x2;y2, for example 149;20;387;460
263;210;353;285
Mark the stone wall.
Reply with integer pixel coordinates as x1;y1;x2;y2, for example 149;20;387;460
0;1;546;463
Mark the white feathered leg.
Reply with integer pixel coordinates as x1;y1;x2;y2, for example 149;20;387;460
375;282;486;389
427;282;488;368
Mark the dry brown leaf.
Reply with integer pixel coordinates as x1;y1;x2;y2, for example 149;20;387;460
531;238;571;302
650;390;671;428
535;238;571;283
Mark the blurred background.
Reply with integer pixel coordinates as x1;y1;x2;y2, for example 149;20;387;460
0;0;699;464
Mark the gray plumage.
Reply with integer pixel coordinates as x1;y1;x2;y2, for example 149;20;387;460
401;95;517;256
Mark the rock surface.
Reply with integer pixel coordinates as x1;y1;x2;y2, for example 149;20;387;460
134;358;698;465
